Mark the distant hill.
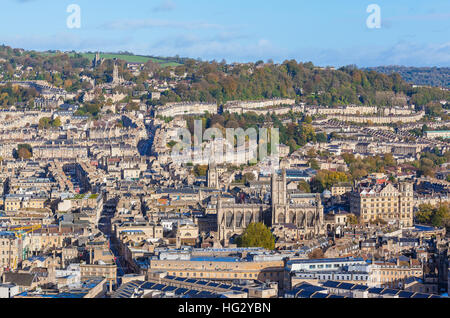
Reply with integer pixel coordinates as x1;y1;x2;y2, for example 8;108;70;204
365;66;450;89
1;44;449;111
42;51;182;67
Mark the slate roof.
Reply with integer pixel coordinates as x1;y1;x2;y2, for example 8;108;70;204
3;273;37;287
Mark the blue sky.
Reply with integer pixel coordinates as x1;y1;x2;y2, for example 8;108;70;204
1;0;449;67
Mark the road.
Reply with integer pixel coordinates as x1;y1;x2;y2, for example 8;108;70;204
98;202;126;280
138;117;157;156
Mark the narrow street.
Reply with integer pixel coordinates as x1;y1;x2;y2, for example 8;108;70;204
98;199;126;283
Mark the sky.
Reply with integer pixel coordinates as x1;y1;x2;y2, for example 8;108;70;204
0;0;449;67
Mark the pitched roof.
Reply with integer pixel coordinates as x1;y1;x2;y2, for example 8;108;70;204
3;272;37;286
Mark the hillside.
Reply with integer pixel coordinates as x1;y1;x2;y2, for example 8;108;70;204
42;51;182;67
148;61;450;109
365;66;450;89
0;45;449;115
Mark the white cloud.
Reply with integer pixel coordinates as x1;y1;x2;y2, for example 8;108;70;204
291;41;450;67
1;33;132;52
101;19;223;31
146;34;285;63
153;0;177;12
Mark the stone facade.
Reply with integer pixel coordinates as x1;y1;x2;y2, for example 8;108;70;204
272;170;325;239
155;102;218;117
326;111;425;124
350;182;414;227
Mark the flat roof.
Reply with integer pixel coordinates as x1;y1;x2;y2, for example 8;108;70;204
190;257;241;262
287;257;364;265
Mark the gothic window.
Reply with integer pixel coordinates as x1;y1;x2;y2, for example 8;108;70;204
244;212;253;227
289;211;296;224
226;212;234;228
236;212;244;228
298;213;305;228
307;212;314;227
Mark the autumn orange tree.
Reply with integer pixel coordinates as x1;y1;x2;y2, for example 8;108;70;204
17;144;32;159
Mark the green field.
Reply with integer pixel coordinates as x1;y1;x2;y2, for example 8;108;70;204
42;51;181;67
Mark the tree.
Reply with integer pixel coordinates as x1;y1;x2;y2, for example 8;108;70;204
38;117;51;129
306;148;317;159
193;165;208;177
39;116;61;129
431;205;448;227
303;115;313;124
209;114;225;127
17;146;32;159
126;101;139;112
383;153;396;166
342;153;356;165
167;141;176;149
308;248;325;259
312;170;349;191
370;217;387;225
244;172;256;183
298;180;311;193
308;159;320;170
416;204;434;224
52;117;61;127
418;204;450;228
236;223;275;250
298;124;316;146
316;132;328;143
347;214;359;225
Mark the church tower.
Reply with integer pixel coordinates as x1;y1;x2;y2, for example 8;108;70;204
271;169;287;225
207;163;219;189
271;169;287;206
398;182;414;227
113;60;120;84
92;52;104;68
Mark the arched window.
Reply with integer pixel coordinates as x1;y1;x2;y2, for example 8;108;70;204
236;212;244;228
226;212;234;228
244;212;253;227
289;211;296;224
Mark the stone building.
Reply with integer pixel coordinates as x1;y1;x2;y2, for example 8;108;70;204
148;252;285;288
207;163;219;189
369;258;423;288
216;169;325;246
271;170;325;239
0;232;20;270
350;182;414;227
155;102;218;117
217;200;270;247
